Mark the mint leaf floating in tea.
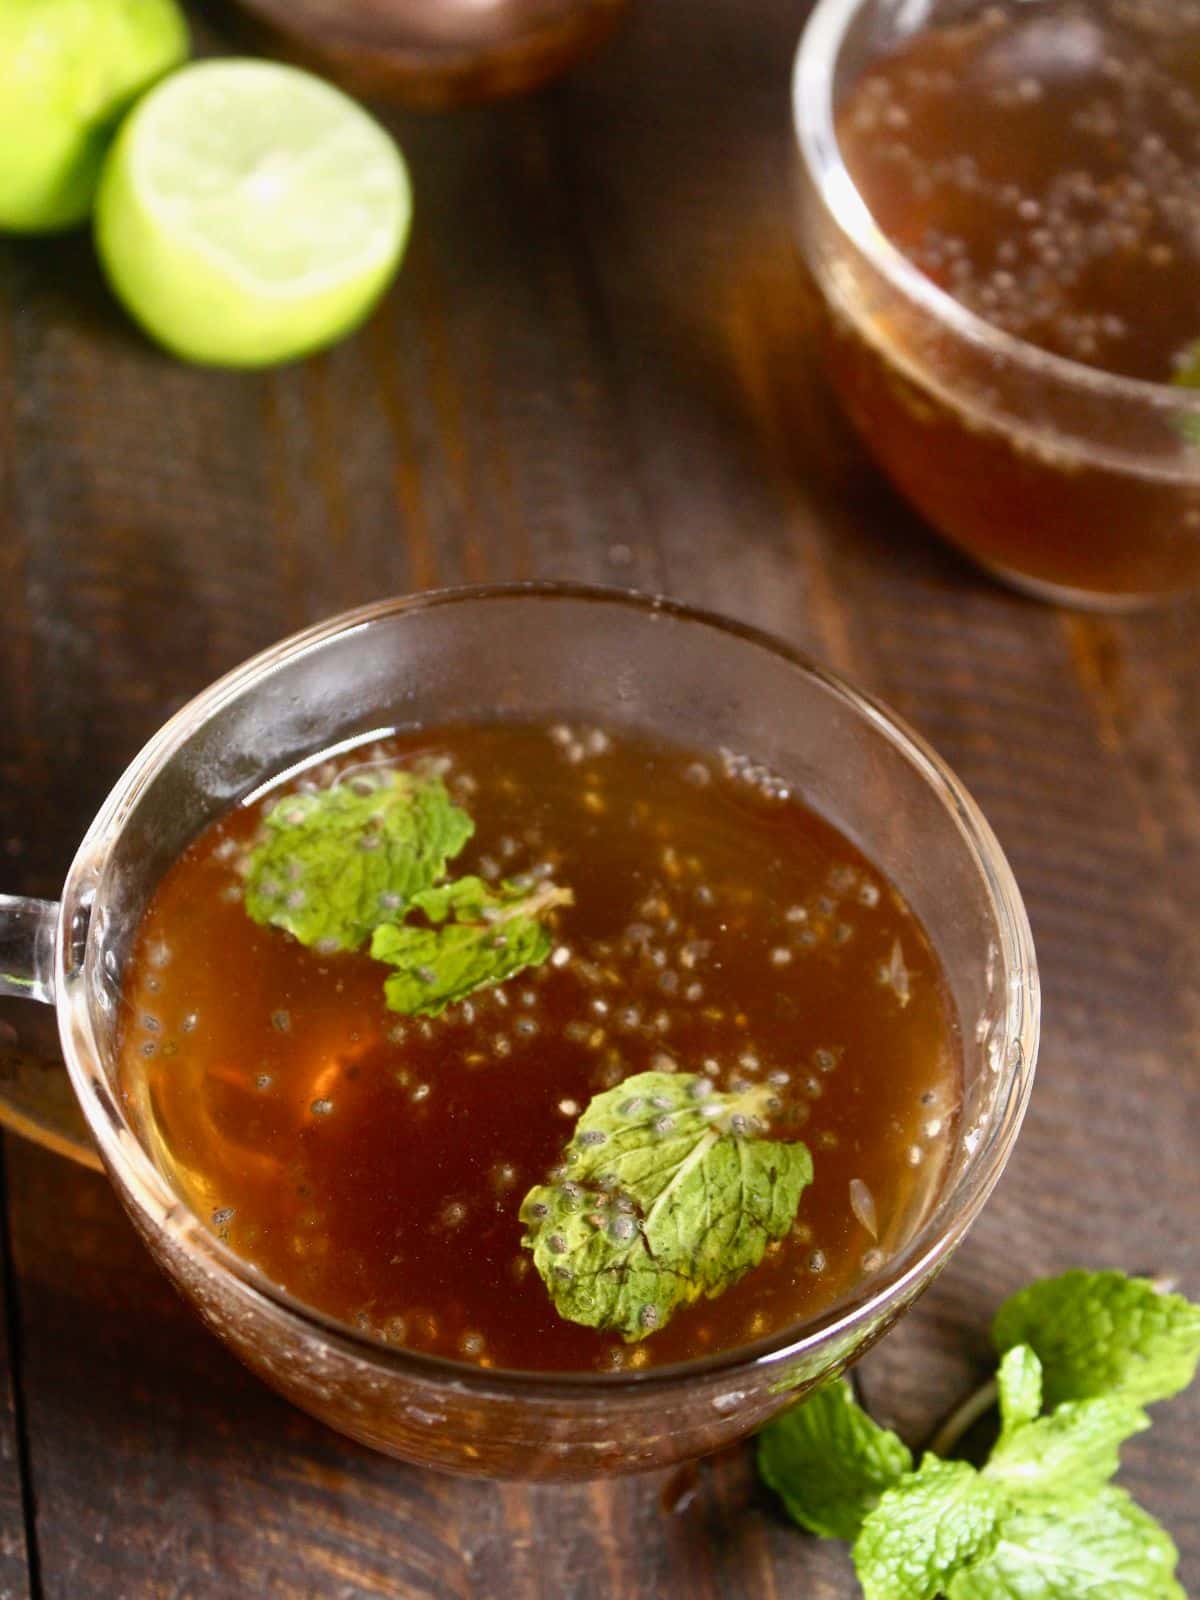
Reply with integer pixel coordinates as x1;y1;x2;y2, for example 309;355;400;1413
757;1378;913;1541
244;768;473;952
992;1269;1200;1409
371;876;573;1017
756;1270;1197;1600
520;1070;812;1342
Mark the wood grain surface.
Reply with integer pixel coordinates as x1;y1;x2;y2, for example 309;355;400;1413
1;1;1198;1594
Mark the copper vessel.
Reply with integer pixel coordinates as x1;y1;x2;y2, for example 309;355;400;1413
218;0;631;106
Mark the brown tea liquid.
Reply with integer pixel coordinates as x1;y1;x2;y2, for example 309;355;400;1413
118;724;961;1374
828;0;1200;601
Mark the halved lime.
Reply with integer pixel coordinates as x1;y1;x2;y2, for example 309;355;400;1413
0;0;189;233
95;59;412;367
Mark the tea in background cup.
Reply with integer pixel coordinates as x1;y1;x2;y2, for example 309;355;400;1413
793;0;1200;608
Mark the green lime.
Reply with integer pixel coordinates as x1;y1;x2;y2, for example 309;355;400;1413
95;59;412;368
0;0;188;234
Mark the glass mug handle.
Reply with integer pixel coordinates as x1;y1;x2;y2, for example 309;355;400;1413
0;895;101;1171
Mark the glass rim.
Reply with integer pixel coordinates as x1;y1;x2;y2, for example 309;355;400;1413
791;0;1200;420
56;582;1040;1400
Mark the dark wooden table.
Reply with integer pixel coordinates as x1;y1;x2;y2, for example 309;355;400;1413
1;2;1198;1594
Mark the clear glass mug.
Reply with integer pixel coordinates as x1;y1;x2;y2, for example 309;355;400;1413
0;586;1038;1479
792;0;1200;610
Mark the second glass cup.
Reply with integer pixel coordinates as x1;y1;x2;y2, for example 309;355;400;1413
792;0;1200;610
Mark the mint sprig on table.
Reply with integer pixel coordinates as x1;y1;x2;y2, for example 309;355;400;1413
993;1269;1200;1409
243;767;572;1013
520;1070;813;1342
758;1270;1200;1600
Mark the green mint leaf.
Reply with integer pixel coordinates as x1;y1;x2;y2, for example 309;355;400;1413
984;1395;1149;1501
370;876;572;1017
996;1344;1043;1438
993;1271;1200;1409
244;769;473;952
519;1070;813;1342
758;1378;913;1540
852;1456;1003;1600
947;1488;1185;1600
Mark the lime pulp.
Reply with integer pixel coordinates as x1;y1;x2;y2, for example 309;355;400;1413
95;59;413;368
